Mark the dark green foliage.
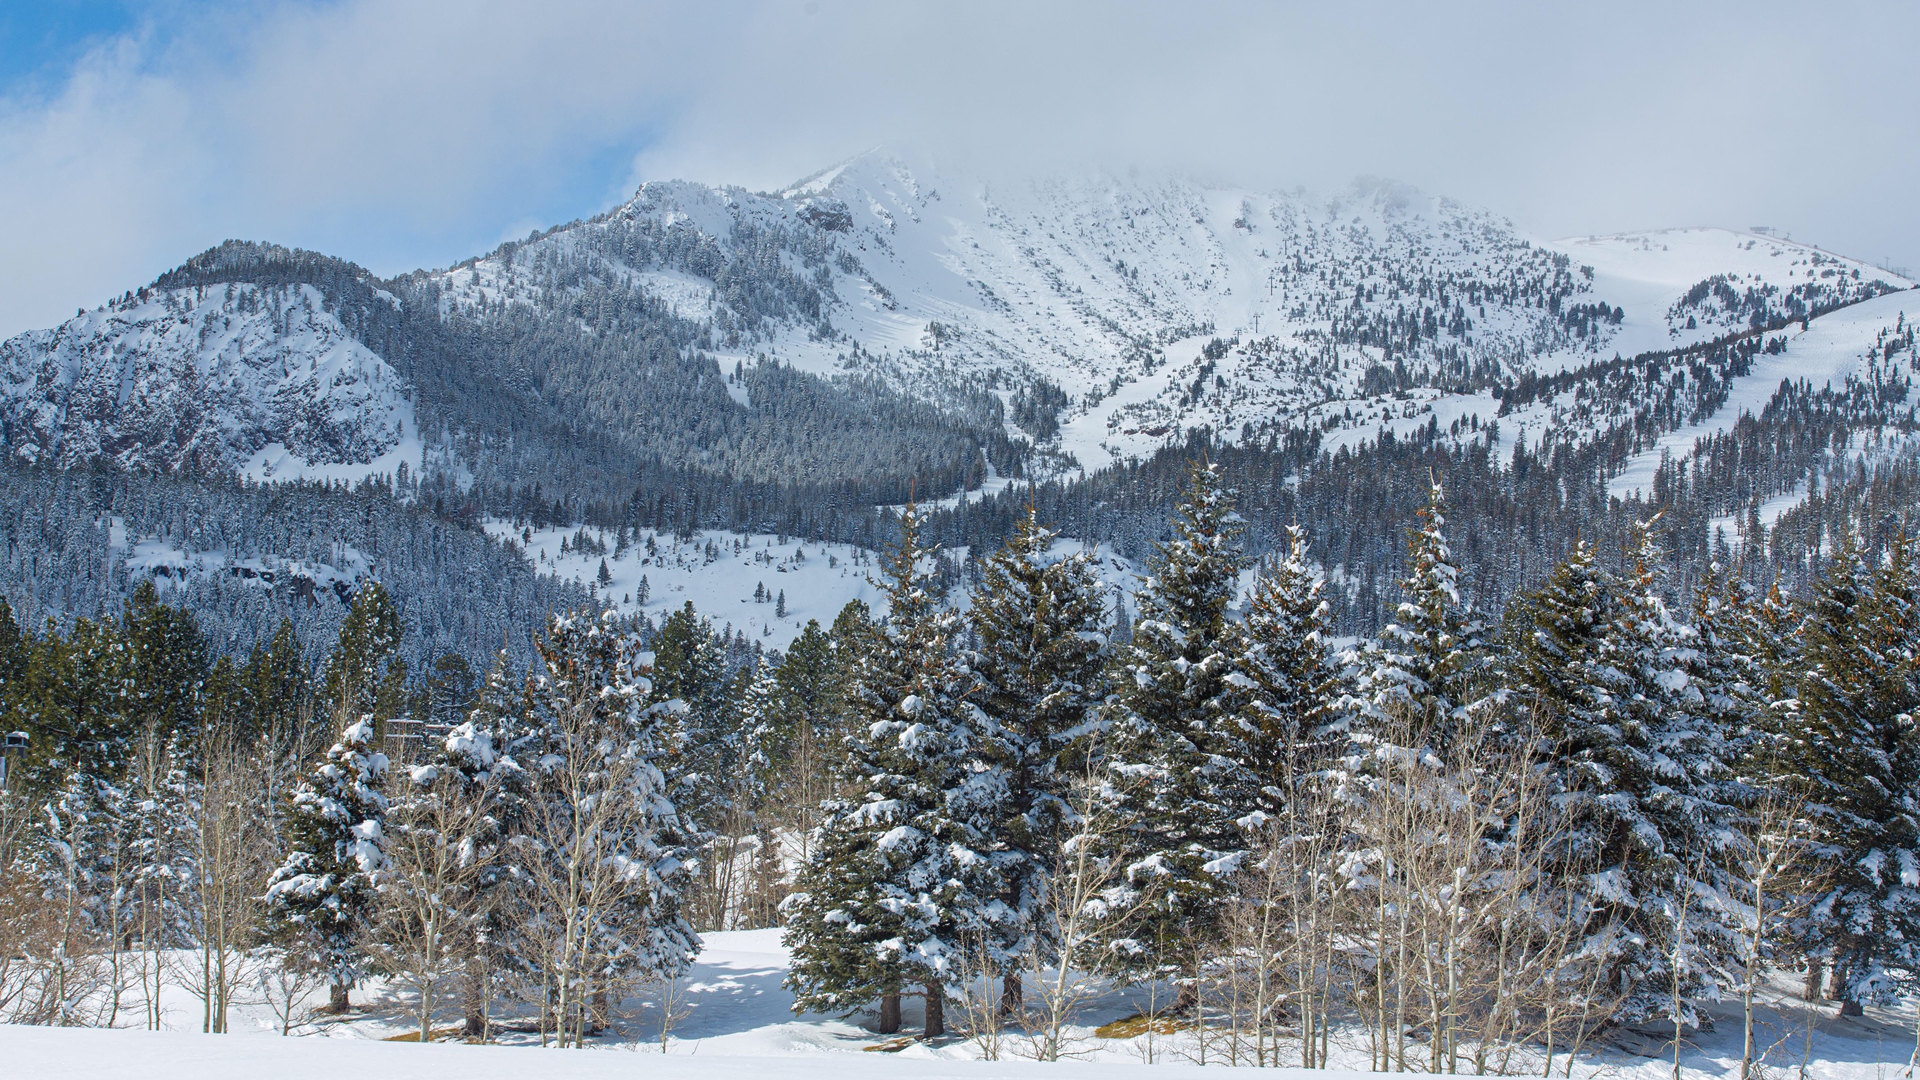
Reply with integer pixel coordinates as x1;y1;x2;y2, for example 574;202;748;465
784;509;987;1023
1099;461;1251;965
321;583;408;743
1504;527;1741;1024
970;505;1111;968
1230;525;1343;821
1775;534;1920;1007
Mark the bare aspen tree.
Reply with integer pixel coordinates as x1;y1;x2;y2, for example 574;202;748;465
180;724;271;1033
1731;788;1814;1080
516;613;697;1049
377;736;504;1043
1019;766;1155;1061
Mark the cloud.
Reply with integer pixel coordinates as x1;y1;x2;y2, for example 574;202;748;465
1;0;1915;338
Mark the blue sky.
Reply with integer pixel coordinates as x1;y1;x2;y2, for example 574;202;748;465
0;1;1914;339
0;1;669;320
0;3;143;89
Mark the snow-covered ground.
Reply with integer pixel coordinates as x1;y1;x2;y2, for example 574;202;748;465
1606;288;1920;499
486;522;887;648
486;520;1155;650
7;928;1916;1080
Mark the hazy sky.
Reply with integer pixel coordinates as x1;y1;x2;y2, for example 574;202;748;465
1;0;1914;337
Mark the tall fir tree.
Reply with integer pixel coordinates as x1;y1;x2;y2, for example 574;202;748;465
1229;524;1343;823
784;506;992;1037
1345;477;1489;756
518;611;699;1045
651;602;737;842
1506;526;1740;1024
1098;460;1250;979
321;584;408;745
1785;533;1920;1012
969;504;1110;1004
766;617;851;846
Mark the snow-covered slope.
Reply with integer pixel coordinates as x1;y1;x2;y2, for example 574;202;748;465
494;521;1153;648
442;150;1908;470
1606;288;1920;498
0;282;413;478
0;149;1909;496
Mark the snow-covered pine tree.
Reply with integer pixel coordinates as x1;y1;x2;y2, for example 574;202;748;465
1507;526;1739;1026
264;708;390;1013
517;611;698;1046
734;654;786;928
651;602;737;855
320;583;408;745
783;506;991;1038
1611;520;1742;1024
1230;524;1343;824
122;581;207;754
449;648;534;1037
1785;532;1920;1014
1687;565;1767;773
1097;460;1250;982
757;618;853;864
378;671;527;1045
969;503;1110;1010
1344;477;1489;756
126;731;198;1030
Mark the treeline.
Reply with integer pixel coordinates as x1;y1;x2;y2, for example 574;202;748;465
0;460;591;673
3;459;1913;1067
0;575;784;1039
774;462;1919;1066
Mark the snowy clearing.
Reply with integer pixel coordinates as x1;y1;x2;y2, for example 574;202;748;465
6;930;1915;1080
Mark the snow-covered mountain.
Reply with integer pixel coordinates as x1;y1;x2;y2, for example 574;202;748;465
0;282;414;478
421;148;1915;471
0;147;1910;498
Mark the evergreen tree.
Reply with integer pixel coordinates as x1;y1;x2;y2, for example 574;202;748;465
243;619;311;748
36;765;122;1025
321;584;407;745
518;611;699;1045
1784;533;1920;1013
0;599;28;734
1507;526;1740;1024
264;709;391;1012
14;616;136;797
453;649;536;1036
1230;524;1342;823
969;504;1110;1001
1098;460;1250;978
735;654;787;927
651;602;736;835
1345;477;1489;755
122;582;208;753
784;507;991;1037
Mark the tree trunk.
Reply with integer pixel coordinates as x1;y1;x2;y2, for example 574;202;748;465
463;958;487;1040
1000;973;1023;1018
879;993;901;1034
326;981;351;1014
924;982;945;1040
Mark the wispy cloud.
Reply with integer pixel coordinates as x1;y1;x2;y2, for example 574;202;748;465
2;0;1914;338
